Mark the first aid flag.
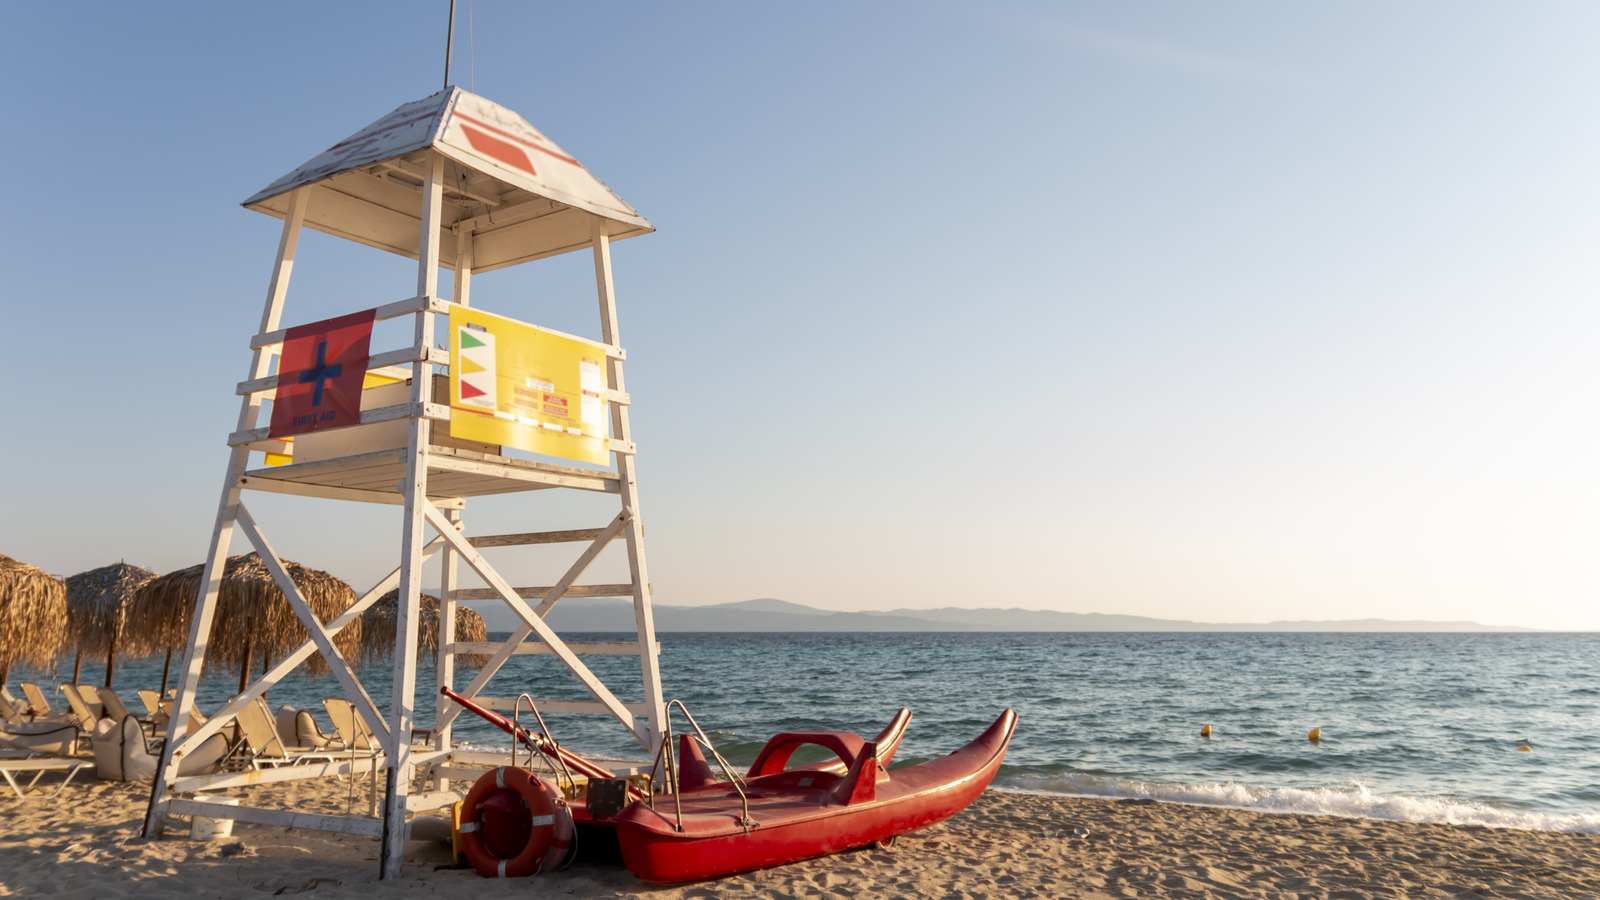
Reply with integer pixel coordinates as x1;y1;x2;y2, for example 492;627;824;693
268;309;376;439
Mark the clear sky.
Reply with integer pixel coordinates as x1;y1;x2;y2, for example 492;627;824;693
3;3;1597;630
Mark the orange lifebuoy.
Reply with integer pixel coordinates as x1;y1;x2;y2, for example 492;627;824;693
459;766;575;878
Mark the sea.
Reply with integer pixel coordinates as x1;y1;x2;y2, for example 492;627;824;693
22;631;1599;833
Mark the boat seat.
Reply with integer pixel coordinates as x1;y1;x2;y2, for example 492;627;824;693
747;731;866;778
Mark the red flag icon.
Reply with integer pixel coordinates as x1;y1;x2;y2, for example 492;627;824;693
268;309;376;438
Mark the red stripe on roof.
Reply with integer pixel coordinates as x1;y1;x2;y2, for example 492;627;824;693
453;112;580;166
460;124;537;177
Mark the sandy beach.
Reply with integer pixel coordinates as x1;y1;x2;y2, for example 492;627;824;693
1;775;1595;899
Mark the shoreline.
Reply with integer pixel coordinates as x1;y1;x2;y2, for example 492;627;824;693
2;779;1596;898
989;784;1600;836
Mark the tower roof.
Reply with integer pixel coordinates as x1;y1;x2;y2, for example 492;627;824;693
243;88;652;272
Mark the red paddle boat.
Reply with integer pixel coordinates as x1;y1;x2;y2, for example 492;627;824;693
613;709;1017;884
439;687;1014;884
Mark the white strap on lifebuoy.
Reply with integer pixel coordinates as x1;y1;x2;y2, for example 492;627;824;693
458;822;479;833
495;767;506;789
497;859;508;878
530;815;554;826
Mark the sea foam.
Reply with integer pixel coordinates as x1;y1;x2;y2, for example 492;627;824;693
993;774;1600;834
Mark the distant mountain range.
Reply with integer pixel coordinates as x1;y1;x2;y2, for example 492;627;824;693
464;596;1542;633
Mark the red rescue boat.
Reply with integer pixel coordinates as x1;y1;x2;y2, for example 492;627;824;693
613;709;1017;884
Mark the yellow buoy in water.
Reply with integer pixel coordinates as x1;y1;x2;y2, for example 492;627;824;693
1200;724;1212;738
1308;727;1322;742
1517;744;1532;752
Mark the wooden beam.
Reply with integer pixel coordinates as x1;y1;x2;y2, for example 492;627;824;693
249;294;450;349
173;756;387;793
433;505;461;791
432;765;497;783
168;799;384;837
470;697;653;716
145;187;310;840
451;641;657;656
452;194;562;234
227;401;449;447
382;151;446;880
427;453;619;493
467;528;612;548
450;583;638;601
236;346;450;395
406;790;467;813
373;160;504;206
593;219;667;750
238;476;464;509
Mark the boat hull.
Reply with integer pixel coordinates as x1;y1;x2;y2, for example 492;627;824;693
615;709;1016;884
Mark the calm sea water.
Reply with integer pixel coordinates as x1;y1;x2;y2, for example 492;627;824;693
21;631;1598;832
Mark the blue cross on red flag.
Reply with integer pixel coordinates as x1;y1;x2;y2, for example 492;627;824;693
268;309;376;438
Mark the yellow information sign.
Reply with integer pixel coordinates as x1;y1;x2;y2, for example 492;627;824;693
448;307;610;465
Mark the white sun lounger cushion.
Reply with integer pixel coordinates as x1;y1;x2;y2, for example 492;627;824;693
0;721;78;757
91;716;228;781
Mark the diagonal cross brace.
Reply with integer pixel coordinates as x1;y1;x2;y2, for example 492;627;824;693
421;501;642;740
235;504;395;751
432;511;628;736
160;533;445;760
158;534;435;759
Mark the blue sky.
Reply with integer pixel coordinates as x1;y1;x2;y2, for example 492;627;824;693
3;3;1597;629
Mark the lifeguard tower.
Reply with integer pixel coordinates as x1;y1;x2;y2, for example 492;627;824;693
144;88;665;878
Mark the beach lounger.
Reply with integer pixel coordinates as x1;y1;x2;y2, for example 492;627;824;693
96;688;136;723
236;697;335;769
73;684;105;720
4;684;79;734
275;705;342;750
0;756;90;799
97;688;155;736
0;694;26;724
58;685;99;729
90;715;229;782
136;689;162;717
55;685;100;751
0;721;80;757
321;697;387;753
148;698;217;742
20;682;52;718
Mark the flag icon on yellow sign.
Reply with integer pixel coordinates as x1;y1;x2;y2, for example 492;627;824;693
456;325;497;409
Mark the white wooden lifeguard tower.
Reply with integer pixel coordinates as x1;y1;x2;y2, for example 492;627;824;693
143;88;665;878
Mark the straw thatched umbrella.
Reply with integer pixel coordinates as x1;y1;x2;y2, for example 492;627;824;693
362;589;489;668
126;552;363;694
0;554;68;689
64;562;157;687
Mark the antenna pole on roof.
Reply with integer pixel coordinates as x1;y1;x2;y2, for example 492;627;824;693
443;0;458;89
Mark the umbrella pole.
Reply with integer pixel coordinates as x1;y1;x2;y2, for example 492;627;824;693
238;638;252;695
105;635;117;688
160;648;173;696
72;651;82;684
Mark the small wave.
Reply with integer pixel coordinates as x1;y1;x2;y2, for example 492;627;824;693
994;774;1600;834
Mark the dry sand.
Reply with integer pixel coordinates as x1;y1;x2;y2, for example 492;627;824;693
1;775;1596;899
